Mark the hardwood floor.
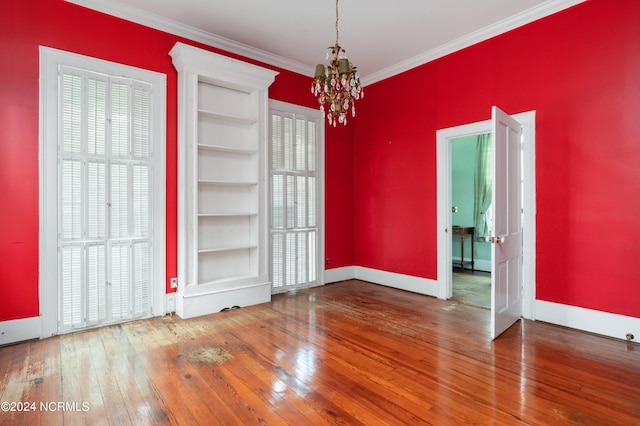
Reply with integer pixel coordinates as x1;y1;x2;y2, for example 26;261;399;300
453;270;491;309
1;280;639;425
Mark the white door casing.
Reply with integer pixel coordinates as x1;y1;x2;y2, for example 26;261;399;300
39;47;166;337
436;110;536;337
490;106;523;339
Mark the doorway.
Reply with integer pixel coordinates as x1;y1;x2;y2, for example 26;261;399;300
436;111;536;321
451;134;492;309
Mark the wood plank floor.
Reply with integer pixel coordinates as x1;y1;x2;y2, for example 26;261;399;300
1;280;639;425
453;270;491;309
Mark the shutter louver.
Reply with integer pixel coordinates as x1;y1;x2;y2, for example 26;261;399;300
296;176;306;228
111;163;129;238
308;231;317;282
133;241;150;316
284;117;293;170
286;176;295;229
307;121;316;172
308;177;316;228
272;175;284;229
297;232;307;285
87;161;106;239
132;83;151;158
88;78;106;155
61;73;82;154
111;242;130;320
60;246;82;328
111;82;129;157
286;233;296;286
272;115;282;170
86;243;106;323
133;165;149;237
61;159;82;240
295;119;306;171
272;233;283;288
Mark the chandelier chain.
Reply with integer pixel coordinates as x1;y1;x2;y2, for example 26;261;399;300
335;0;339;46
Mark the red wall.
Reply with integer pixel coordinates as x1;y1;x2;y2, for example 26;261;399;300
0;0;353;321
354;0;640;318
3;0;639;323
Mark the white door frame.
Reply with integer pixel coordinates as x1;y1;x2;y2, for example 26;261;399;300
436;110;536;320
39;47;166;338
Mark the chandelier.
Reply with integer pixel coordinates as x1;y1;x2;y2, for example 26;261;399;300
311;0;363;126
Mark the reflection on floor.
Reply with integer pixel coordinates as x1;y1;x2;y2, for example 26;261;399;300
452;269;491;309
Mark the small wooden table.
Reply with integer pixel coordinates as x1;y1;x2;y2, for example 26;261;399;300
452;226;475;271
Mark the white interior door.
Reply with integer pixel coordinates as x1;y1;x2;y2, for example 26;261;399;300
490;106;523;339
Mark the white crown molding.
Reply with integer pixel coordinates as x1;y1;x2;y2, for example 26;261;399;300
65;0;586;87
64;0;314;77
362;0;587;86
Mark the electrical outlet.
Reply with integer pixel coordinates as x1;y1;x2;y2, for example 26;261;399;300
170;277;178;289
325;258;330;265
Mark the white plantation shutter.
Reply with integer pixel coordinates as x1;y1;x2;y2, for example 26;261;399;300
270;109;320;291
58;65;154;332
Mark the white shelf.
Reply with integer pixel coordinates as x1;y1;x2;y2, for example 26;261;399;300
198;212;257;217
197;144;257;154
198;244;257;254
198;179;258;186
198;109;256;125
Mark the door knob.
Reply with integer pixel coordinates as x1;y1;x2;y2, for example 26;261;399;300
489;236;505;244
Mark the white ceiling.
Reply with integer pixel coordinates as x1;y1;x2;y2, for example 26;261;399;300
67;0;585;85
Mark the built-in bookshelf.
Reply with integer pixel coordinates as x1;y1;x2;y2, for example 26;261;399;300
170;42;278;318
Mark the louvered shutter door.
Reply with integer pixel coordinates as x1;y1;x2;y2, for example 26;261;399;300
270;109;320;292
58;66;153;332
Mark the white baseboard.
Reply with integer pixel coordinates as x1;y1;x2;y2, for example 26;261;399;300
324;266;356;284
175;281;271;319
0;316;41;346
326;265;639;344
534;300;640;343
355;266;438;297
452;256;492;272
166;292;176;313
